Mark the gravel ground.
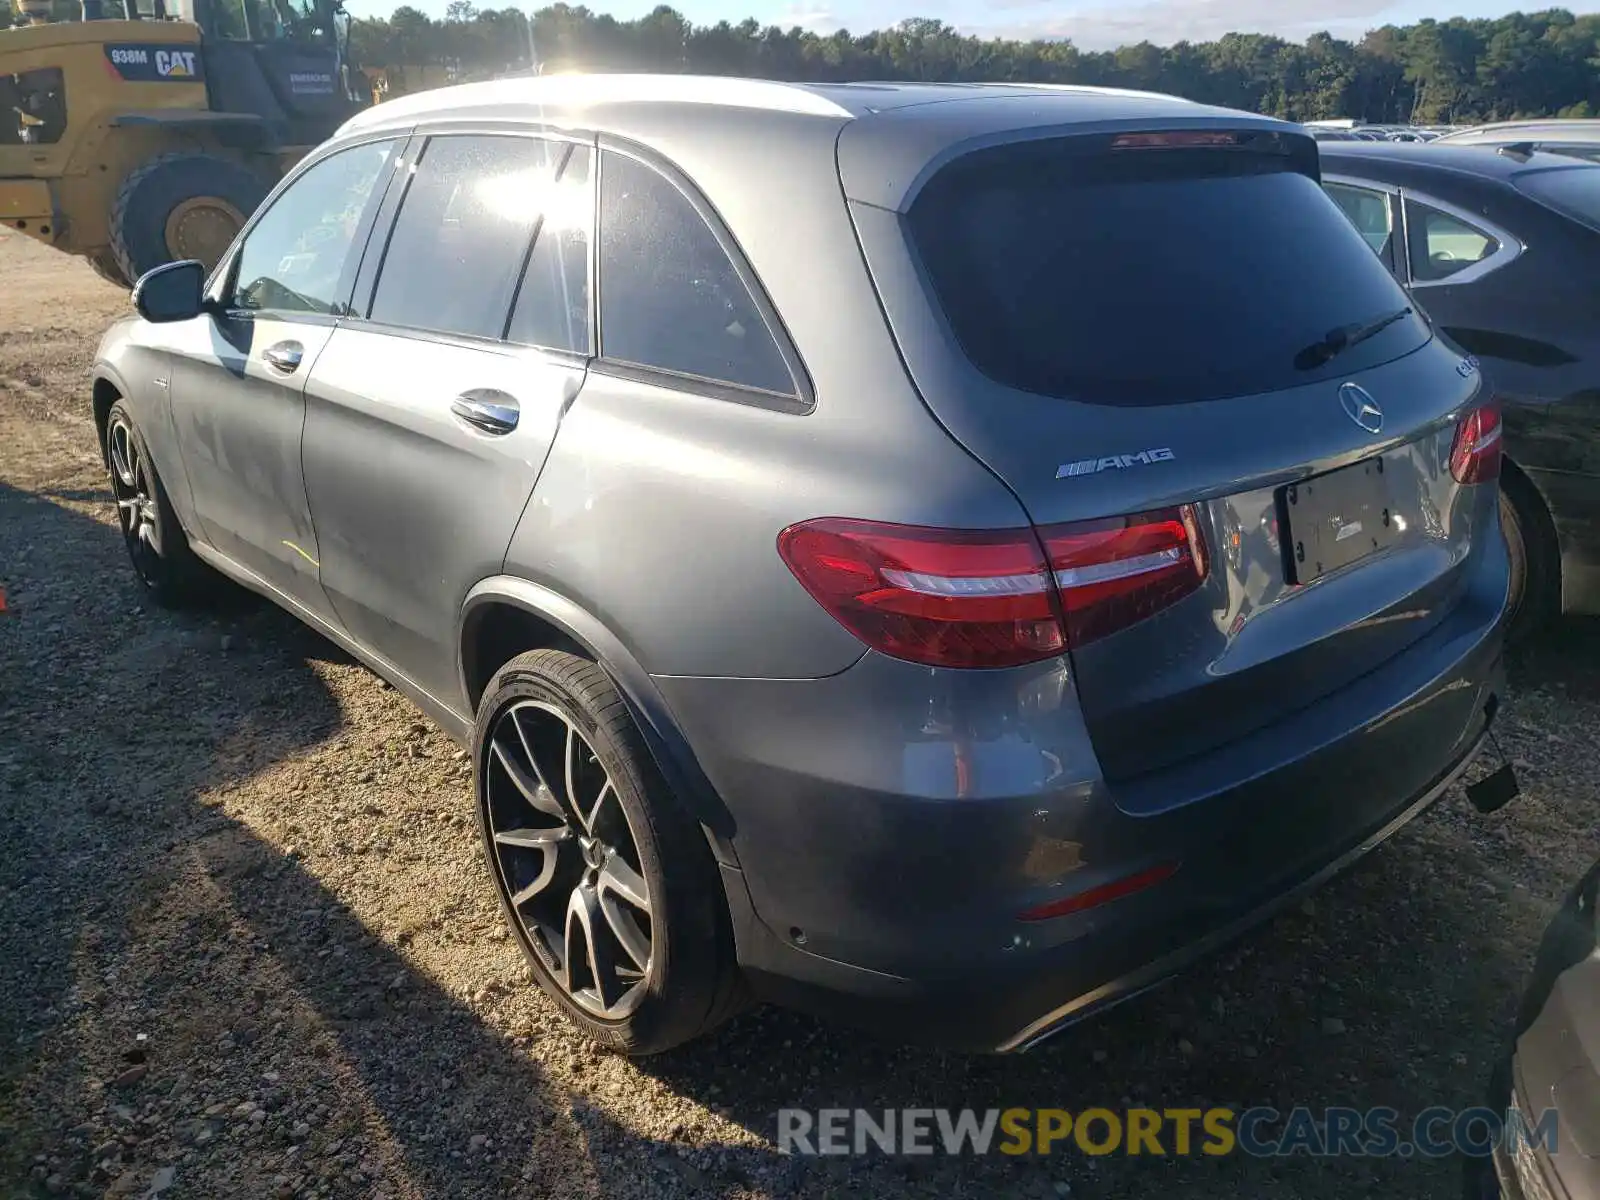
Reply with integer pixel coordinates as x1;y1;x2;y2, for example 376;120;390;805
1;228;1597;1200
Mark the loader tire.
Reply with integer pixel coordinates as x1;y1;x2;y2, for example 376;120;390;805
85;249;132;290
109;153;268;284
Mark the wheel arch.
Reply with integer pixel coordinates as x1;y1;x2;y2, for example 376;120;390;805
91;371;127;465
459;577;739;852
1502;454;1562;584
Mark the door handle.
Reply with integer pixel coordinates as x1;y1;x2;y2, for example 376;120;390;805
262;341;304;374
451;389;520;435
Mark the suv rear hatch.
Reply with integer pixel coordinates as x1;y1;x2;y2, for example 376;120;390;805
843;112;1493;787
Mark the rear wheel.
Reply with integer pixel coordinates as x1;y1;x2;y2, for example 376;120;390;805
474;649;743;1054
1499;466;1558;644
109;153;268;284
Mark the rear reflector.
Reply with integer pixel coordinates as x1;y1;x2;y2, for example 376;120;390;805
777;507;1207;669
1450;398;1503;485
1019;861;1181;922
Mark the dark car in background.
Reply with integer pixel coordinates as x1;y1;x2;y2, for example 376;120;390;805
1320;142;1600;639
1470;857;1600;1200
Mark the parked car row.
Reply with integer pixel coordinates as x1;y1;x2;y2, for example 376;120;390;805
86;78;1589;1195
1306;120;1460;144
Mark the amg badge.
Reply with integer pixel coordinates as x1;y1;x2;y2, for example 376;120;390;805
1056;447;1175;479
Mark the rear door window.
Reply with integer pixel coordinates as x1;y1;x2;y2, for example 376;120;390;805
1404;200;1499;283
507;144;593;355
907;137;1429;406
597;150;794;396
1325;182;1396;272
368;134;556;341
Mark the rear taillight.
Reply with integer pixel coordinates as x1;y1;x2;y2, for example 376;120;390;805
777;507;1208;669
774;519;1061;669
1450;399;1503;485
1040;507;1207;647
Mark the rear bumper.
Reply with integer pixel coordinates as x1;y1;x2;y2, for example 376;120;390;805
723;709;1494;1053
660;531;1509;1053
1001;730;1490;1051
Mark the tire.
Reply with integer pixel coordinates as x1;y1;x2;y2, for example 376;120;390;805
86;249;132;289
474;649;743;1054
109;152;269;284
1498;466;1558;645
104;400;226;609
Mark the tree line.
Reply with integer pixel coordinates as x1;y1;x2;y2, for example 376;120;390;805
3;0;1596;124
346;4;1600;125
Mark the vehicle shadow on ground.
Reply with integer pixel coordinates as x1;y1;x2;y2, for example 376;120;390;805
1509;613;1600;697
0;481;698;1199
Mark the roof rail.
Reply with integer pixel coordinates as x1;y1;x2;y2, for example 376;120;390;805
983;81;1194;103
341;73;854;134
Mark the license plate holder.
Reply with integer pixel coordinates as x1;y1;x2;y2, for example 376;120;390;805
1281;457;1397;585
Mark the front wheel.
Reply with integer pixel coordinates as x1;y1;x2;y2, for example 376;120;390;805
85;249;132;290
474;649;743;1054
104;400;225;608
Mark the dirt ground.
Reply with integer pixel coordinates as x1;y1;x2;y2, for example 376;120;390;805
0;226;1596;1200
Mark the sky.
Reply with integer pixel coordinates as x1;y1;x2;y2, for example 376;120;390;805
345;0;1600;49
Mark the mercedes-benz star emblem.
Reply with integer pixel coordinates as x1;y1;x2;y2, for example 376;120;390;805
1338;383;1384;434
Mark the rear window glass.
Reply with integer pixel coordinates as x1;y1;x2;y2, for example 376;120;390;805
1404;200;1498;283
1325;182;1395;269
1514;166;1600;230
907;140;1430;406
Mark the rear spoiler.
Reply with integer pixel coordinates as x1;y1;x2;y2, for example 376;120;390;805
839;110;1317;212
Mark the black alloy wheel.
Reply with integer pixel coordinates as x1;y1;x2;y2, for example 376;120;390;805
483;698;656;1019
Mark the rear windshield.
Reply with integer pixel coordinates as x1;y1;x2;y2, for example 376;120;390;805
907;138;1431;406
1514;165;1600;230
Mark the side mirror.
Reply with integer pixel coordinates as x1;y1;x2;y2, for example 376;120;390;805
132;260;207;323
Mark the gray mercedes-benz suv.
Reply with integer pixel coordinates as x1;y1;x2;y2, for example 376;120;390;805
91;75;1510;1055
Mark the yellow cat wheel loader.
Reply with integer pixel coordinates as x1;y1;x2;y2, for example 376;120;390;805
1;0;367;287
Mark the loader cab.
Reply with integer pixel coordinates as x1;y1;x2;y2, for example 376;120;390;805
176;0;366;144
